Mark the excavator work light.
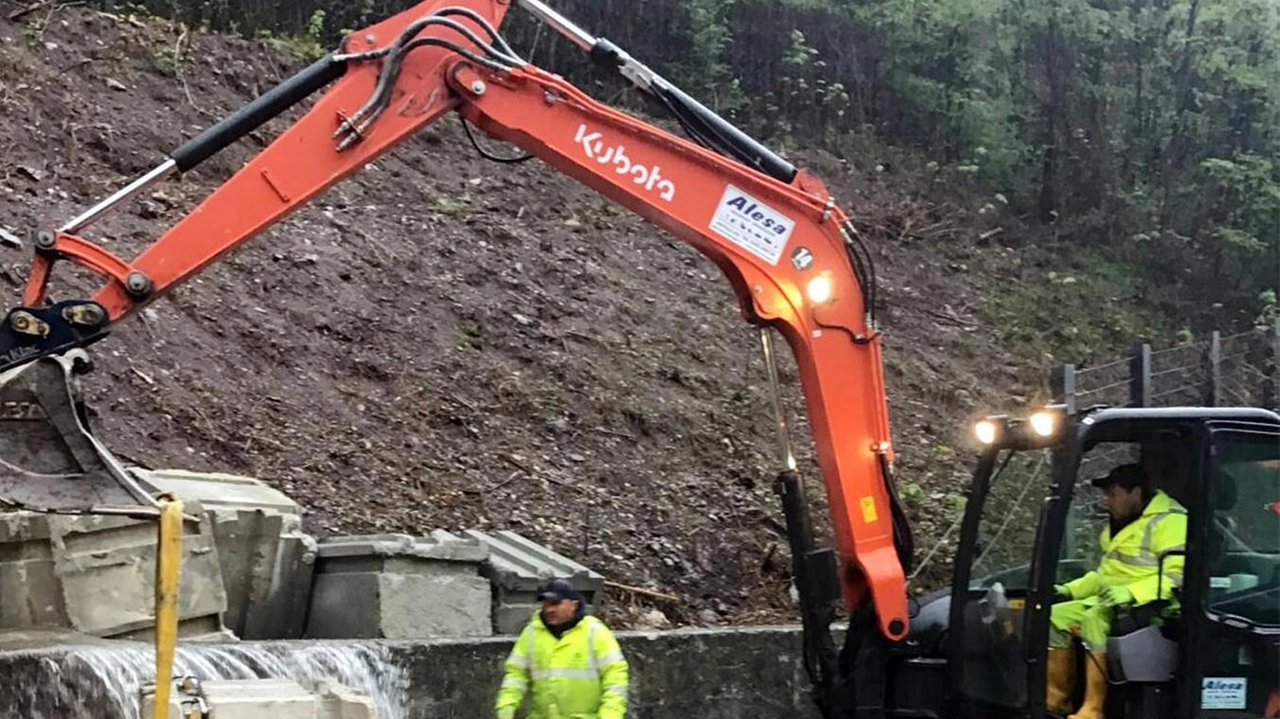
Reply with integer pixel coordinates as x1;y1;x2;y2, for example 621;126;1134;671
973;407;1065;449
806;275;833;304
975;419;1000;445
1029;410;1058;437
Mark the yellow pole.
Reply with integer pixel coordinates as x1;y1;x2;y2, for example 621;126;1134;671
153;495;183;719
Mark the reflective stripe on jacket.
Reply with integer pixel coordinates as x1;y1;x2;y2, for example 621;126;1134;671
1064;489;1188;606
496;612;629;719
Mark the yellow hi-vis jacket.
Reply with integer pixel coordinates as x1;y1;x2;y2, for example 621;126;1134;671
1063;489;1188;607
496;611;629;719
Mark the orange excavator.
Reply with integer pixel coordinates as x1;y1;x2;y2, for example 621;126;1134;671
0;2;1275;718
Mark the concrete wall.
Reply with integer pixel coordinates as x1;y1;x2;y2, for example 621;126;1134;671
387;626;824;719
0;626;825;719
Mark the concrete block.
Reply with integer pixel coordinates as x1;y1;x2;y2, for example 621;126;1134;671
129;468;300;515
142;677;376;719
0;505;228;640
316;678;376;719
255;520;317;640
0;539;64;627
143;678;316;719
315;531;488;564
494;602;550;632
463;530;604;634
204;507;317;640
130;468;317;640
305;533;492;639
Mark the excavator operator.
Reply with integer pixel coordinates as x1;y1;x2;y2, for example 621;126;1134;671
1047;463;1188;719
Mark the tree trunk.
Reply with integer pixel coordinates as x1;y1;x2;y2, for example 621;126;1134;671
1038;2;1065;225
1165;0;1202;178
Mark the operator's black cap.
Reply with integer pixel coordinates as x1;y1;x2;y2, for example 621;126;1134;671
537;578;581;602
1091;463;1146;490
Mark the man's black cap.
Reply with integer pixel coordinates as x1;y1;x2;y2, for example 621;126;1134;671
1091;463;1146;490
537;578;582;602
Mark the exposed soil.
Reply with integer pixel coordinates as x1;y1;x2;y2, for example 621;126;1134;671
0;5;1052;629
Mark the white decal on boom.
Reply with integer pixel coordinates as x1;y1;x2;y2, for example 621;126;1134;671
709;184;796;265
575;124;676;202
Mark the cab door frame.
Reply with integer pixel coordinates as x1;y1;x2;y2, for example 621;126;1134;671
1180;419;1280;718
946;432;1076;719
1064;415;1207;719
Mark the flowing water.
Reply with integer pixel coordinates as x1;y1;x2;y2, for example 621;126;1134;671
14;641;410;718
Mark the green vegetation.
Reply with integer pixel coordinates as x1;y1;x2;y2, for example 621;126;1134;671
104;0;1279;355
511;0;1278;341
261;9;326;61
990;248;1179;364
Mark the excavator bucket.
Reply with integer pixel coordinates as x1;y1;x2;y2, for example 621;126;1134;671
0;351;158;516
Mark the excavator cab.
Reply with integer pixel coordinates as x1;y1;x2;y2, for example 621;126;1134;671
887;404;1280;719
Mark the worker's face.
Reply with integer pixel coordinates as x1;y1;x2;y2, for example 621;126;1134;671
541;597;578;626
1104;484;1143;521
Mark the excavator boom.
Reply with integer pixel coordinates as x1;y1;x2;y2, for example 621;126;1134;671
0;0;914;707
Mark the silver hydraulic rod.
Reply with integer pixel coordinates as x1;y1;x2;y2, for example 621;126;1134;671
759;327;798;473
516;0;799;183
60;159;178;234
514;0;597;51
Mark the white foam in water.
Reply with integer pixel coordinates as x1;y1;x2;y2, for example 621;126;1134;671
60;642;409;719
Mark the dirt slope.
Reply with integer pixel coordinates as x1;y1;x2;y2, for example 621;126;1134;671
0;6;1047;627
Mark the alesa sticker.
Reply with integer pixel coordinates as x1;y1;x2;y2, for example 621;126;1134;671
1201;677;1247;710
710;185;796;266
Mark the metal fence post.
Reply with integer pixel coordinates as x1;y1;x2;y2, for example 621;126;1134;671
1130;343;1152;407
1051;364;1077;414
1205;331;1221;407
1052;363;1079;561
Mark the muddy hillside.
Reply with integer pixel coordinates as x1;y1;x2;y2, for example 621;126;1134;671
0;6;1049;627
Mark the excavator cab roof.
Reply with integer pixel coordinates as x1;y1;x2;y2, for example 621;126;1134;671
1074;404;1280;425
973;403;1280;452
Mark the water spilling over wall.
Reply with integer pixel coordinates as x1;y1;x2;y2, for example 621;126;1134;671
1;627;828;718
3;640;408;719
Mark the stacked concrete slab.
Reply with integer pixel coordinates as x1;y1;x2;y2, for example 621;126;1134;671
0;504;229;641
130;468;317;640
304;531;492;639
463;529;605;635
141;677;376;719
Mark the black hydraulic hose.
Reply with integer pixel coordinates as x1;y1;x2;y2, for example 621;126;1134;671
435;6;526;62
775;468;840;716
403;16;526;67
171;54;346;172
650;80;797;183
880;453;915;577
587;39;798;184
400;35;516;73
333;10;524;146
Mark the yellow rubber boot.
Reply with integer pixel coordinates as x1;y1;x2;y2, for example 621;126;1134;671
1068;652;1108;719
1045;648;1075;715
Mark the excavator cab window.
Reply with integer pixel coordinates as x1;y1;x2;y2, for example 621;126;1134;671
1063;429;1196;585
952;446;1054;711
969;449;1054;592
955;434;1189;713
1194;424;1280;718
1057;440;1144;584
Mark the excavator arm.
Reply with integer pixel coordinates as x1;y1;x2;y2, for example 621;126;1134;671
0;0;912;711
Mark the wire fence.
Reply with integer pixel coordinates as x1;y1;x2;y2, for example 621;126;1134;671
1052;320;1279;412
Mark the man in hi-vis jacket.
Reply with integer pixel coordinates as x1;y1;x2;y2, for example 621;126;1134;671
496;578;629;719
